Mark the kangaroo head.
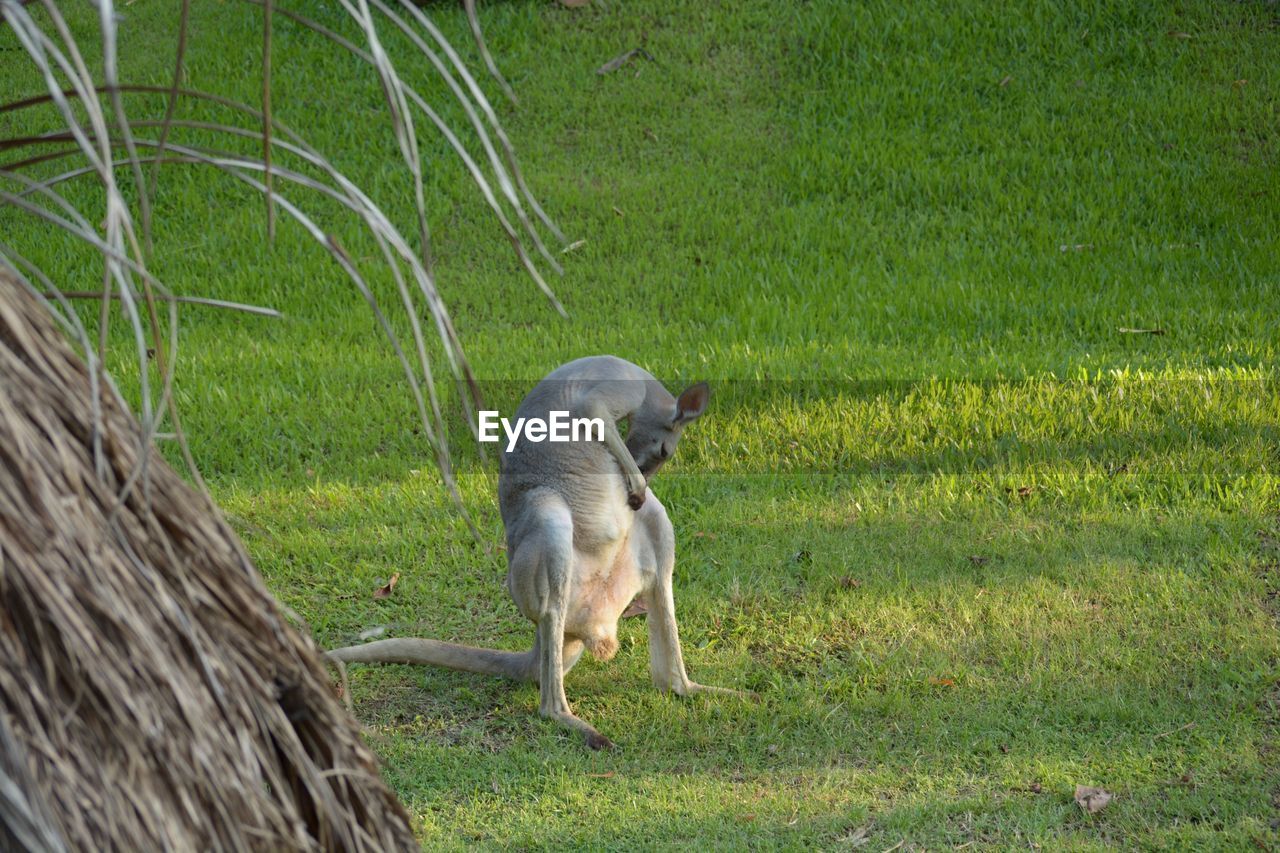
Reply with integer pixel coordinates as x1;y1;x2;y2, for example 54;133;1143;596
626;381;710;479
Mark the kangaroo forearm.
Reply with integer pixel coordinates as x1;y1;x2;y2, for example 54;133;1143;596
582;399;643;481
327;638;537;681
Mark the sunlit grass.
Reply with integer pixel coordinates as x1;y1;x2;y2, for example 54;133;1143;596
3;0;1279;847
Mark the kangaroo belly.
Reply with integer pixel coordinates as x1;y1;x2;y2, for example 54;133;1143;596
566;538;644;661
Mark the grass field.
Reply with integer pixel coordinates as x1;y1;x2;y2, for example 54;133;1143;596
3;0;1280;847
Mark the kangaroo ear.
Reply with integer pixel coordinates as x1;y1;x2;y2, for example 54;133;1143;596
674;382;710;424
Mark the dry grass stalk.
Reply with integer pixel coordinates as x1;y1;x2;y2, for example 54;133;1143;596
1;0;569;536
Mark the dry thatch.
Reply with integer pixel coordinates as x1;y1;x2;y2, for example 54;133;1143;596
0;268;417;849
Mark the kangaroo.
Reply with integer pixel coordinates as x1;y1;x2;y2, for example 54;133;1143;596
328;355;742;749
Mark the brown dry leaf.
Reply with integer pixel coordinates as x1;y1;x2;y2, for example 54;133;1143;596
1074;785;1113;813
928;677;956;688
621;599;648;619
587;771;615;779
998;75;1013;87
839;575;862;589
740;813;757;822
373;572;400;599
968;555;989;566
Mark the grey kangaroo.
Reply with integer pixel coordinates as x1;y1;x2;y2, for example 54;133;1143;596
328;355;742;749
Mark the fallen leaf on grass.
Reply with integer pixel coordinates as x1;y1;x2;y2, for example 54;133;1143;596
1058;243;1094;252
1117;327;1166;335
1166;30;1192;39
373;572;400;599
968;555;990;566
928;677;956;688
839;575;862;589
998;75;1013;87
561;239;587;254
1074;785;1113;813
587;771;615;779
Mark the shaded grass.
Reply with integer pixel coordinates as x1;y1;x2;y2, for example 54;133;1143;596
3;0;1279;847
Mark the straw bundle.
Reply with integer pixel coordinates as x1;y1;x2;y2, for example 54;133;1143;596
0;268;416;850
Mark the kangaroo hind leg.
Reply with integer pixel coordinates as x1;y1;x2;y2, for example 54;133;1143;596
509;494;613;750
637;494;752;701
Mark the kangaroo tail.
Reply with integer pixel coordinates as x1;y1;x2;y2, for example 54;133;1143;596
326;638;537;682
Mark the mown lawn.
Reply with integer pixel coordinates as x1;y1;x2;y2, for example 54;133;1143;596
3;0;1279;847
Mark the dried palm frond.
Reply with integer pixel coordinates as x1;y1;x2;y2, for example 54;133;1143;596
0;0;566;529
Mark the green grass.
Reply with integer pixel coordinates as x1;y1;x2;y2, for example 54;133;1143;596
3;0;1280;847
